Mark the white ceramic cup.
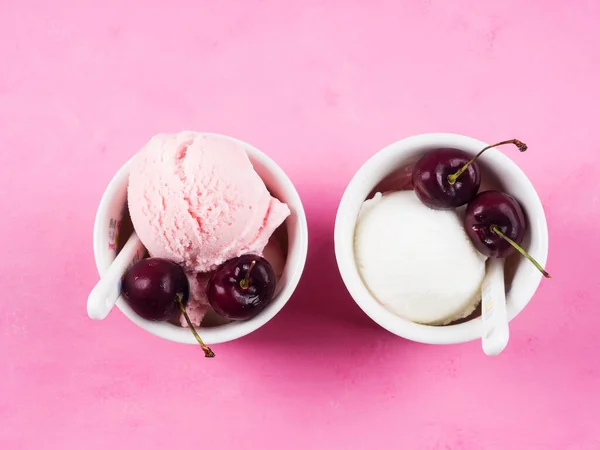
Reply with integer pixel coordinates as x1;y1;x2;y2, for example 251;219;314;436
93;133;308;345
334;133;549;345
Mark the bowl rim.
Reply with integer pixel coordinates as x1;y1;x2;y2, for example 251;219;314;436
334;132;549;344
92;132;309;345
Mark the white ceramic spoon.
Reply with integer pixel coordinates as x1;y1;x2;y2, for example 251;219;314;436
87;232;145;320
481;258;509;356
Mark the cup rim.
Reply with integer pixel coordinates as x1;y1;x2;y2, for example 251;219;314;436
93;132;308;345
334;132;549;344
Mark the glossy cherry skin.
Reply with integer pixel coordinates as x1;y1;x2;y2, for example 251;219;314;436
121;258;189;321
465;190;526;258
412;148;481;209
207;254;276;320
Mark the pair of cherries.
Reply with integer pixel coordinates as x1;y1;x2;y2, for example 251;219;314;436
412;139;550;278
120;254;277;358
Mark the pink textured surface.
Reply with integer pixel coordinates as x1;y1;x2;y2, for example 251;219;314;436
1;1;598;449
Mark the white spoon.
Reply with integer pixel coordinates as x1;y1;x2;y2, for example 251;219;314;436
87;232;146;320
481;258;509;356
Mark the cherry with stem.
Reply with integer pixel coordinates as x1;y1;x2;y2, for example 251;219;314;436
207;255;276;321
121;257;216;358
465;190;551;279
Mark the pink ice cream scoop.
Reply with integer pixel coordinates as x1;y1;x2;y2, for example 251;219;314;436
127;131;290;273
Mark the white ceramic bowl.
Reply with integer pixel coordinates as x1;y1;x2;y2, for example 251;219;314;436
334;133;549;344
93;133;308;345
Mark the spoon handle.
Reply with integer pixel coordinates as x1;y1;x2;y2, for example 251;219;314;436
481;258;509;356
87;232;145;320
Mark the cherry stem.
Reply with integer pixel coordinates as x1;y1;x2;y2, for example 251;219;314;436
176;294;215;358
239;260;256;290
448;139;528;185
491;225;551;278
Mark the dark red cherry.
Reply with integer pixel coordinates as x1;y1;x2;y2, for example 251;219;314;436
413;148;481;209
412;139;527;210
121;257;189;321
121;257;215;357
207;255;276;320
465;190;550;278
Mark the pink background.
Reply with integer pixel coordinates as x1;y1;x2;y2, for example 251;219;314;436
1;1;598;449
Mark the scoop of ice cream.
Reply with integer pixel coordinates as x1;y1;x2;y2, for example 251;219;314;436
128;131;290;273
354;190;486;325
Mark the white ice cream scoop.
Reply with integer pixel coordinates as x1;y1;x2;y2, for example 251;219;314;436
354;190;487;325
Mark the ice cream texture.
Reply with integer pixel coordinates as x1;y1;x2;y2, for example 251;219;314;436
354;190;486;325
128;131;290;273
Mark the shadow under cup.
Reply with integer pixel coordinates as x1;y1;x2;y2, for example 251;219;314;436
334;133;549;345
93;138;308;345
